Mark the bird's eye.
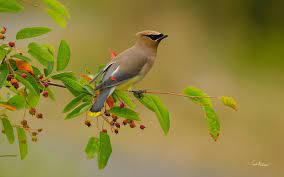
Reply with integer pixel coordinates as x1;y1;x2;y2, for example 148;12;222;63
146;34;163;40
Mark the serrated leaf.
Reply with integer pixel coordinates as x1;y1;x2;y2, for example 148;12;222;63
63;93;88;113
28;42;54;63
98;132;112;169
133;93;170;135
51;71;76;80
1;116;15;144
0;0;24;13
12;54;32;62
17;128;28;160
16;27;51;40
65;102;92;120
7;95;26;109
109;106;140;121
46;8;67;28
43;0;70;18
113;90;135;109
85;137;99;159
0;63;9;88
220;96;237;111
57;40;70;71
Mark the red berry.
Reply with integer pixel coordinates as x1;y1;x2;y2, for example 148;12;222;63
8;41;15;47
0;27;6;34
6;75;12;81
21;73;27;78
130;122;136;128
42;91;49;97
102;129;107;133
43;82;49;88
36;113;43;119
119;102;125;108
13;83;19;89
140;125;146;130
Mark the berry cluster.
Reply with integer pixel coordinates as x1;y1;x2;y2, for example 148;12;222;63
0;27;16;47
84;103;146;135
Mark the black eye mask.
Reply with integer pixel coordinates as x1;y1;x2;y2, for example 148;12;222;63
146;34;163;40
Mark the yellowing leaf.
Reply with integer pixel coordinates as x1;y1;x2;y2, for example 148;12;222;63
220;96;237;111
15;60;33;74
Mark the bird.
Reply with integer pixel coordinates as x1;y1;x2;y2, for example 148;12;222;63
89;30;168;114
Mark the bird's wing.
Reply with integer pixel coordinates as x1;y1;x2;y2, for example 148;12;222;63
94;50;148;90
89;62;114;84
94;63;142;90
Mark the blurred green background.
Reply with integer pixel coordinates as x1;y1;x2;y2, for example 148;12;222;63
1;0;284;176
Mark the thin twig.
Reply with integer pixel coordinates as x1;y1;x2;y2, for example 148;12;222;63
128;89;219;99
47;82;66;88
0;154;17;158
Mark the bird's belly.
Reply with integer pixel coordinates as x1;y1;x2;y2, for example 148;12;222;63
116;76;143;90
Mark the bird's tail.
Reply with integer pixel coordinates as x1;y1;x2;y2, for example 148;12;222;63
90;87;116;113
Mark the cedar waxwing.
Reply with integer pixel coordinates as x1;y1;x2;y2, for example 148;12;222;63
90;30;168;113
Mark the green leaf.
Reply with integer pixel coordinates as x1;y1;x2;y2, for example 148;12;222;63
43;0;70;18
16;27;51;40
109;106;140;121
61;77;85;95
28;50;48;67
12;54;32;62
113;90;135;109
183;87;212;107
98;132;112;169
0;0;24;13
63;93;88;113
7;95;26;109
85;137;99;159
57;40;70;71
46;8;67;28
32;66;42;77
0;47;7;60
46;87;56;101
51;71;76;80
219;96;237;111
17;128;28;160
134;93;170;135
0;63;9;89
183;86;220;141
44;62;54;76
15;74;40;107
203;106;220;141
28;42;54;64
1;116;15;144
65;102;92;120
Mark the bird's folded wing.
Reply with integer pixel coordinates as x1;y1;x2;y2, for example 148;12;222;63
94;62;144;91
89;62;114;84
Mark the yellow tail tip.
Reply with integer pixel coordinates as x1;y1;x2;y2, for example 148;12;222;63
88;111;101;117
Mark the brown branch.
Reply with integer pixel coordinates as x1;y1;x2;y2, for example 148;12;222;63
0;154;17;158
47;82;66;88
127;89;220;99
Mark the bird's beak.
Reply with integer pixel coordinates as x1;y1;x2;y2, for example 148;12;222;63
158;34;168;41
